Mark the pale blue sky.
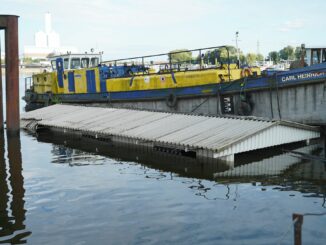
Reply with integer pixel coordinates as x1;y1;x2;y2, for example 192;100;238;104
1;0;326;59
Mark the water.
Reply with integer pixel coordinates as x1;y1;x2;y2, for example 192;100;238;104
0;75;325;244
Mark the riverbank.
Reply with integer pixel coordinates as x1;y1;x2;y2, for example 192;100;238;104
1;67;45;76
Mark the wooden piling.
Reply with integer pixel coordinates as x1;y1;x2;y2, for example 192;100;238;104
293;213;303;245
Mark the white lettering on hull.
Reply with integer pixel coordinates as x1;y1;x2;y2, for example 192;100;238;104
281;71;326;82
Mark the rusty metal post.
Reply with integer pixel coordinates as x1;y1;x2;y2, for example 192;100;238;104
0;15;20;134
293;213;304;245
5;16;20;134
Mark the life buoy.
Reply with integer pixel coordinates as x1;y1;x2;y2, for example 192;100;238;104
166;93;177;108
241;67;253;77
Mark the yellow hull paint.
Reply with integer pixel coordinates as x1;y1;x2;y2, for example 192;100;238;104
32;67;260;95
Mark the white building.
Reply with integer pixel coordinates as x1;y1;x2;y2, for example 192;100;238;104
24;13;78;59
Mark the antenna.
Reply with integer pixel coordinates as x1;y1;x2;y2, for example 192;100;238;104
235;31;240;66
257;40;260;55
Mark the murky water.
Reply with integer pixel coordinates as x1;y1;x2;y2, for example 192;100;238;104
0;75;325;244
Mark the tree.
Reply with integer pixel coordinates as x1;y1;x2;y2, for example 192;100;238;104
268;51;280;64
169;49;192;63
256;54;264;62
22;57;33;64
294;46;303;60
47;52;56;58
279;45;295;60
246;53;257;66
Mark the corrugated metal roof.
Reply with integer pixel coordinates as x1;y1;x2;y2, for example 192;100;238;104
21;104;320;161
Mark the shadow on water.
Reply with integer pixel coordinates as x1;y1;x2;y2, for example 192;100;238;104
35;129;326;204
0;130;31;244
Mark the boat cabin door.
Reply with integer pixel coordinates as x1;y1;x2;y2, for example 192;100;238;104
56;58;64;88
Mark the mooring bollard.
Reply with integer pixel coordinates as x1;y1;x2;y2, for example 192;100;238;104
292;213;304;245
0;15;20;134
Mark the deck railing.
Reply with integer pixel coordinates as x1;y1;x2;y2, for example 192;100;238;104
101;45;232;81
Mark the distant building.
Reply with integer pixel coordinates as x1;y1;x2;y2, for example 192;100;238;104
23;13;78;60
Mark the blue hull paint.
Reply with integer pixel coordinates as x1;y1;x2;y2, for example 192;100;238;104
35;62;326;104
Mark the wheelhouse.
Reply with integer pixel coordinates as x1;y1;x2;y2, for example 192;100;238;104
305;47;326;66
49;53;102;71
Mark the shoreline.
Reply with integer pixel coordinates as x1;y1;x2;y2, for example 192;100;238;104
1;67;45;76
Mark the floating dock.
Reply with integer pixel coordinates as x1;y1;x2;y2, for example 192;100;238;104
21;105;320;162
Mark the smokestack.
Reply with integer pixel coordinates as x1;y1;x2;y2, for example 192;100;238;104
45;12;52;34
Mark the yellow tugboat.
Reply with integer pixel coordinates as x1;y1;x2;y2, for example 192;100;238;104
24;46;261;110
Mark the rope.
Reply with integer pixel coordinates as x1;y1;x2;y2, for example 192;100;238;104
268;77;274;119
274;74;282;119
191;97;209;113
277;212;326;245
277;217;299;245
303;212;326;216
216;83;221;115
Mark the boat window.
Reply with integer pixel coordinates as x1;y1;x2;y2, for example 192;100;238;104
91;58;99;67
71;58;81;69
322;49;326;63
311;49;321;65
64;58;69;69
51;60;56;70
81;58;90;68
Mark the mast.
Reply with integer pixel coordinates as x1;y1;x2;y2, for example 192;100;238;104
235;31;240;66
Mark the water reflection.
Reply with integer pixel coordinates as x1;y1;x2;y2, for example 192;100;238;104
36;130;326;205
0;131;30;244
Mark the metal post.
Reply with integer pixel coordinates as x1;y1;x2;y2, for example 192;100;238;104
0;15;20;134
235;31;240;67
168;53;172;72
7;132;26;231
142;57;144;75
199;49;202;69
0;36;3;130
293;213;303;245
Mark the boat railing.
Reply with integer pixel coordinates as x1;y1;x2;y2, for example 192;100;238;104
101;45;232;81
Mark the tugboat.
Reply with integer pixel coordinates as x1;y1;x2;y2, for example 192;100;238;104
23;46;260;111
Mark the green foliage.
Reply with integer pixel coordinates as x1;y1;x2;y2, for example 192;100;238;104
246;53;257;66
294;46;303;60
23;57;33;64
256;54;264;62
221;45;240;63
51;95;61;104
203;46;242;64
268;51;280;64
239;54;246;64
279;45;295;60
169;49;192;63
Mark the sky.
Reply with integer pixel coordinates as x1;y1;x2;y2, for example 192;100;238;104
1;0;326;60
